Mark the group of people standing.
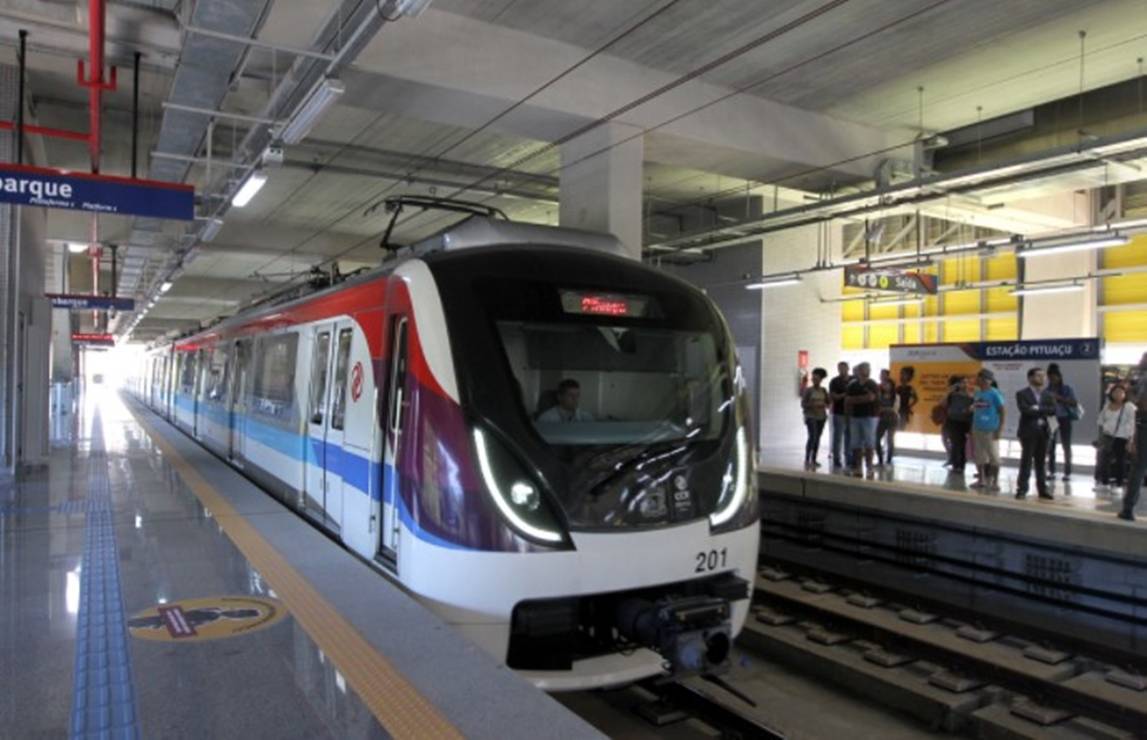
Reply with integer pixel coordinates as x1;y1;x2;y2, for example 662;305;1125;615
800;361;918;477
800;352;1147;522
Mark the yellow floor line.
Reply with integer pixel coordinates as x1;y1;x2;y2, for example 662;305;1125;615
131;405;463;740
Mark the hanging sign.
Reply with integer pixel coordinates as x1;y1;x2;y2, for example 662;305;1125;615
47;293;135;312
0;163;194;220
844;264;938;294
72;333;116;346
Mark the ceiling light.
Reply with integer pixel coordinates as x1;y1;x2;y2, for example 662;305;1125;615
68;242;88;253
160;281;173;293
200;217;224;242
279;77;345;145
745;274;802;290
868;295;925;306
1010;283;1084;297
231;171;267;208
1019;234;1128;258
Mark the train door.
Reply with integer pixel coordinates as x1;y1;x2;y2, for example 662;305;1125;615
379;314;410;565
305;325;334;521
229;339;251;463
323;322;354;531
193;349;206;439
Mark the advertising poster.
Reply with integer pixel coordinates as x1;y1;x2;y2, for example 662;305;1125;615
890;339;1101;439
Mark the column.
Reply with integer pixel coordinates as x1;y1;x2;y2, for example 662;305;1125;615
559;123;643;259
1016;192;1097;339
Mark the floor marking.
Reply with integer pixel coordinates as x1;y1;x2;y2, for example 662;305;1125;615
70;411;141;740
130;402;462;740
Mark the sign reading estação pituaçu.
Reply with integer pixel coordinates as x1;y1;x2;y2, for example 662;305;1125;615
0;163;194;220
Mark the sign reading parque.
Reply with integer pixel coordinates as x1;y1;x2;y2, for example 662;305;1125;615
0;163;194;221
844;263;939;295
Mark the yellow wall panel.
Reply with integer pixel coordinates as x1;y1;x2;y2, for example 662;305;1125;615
1101;274;1147;306
986;253;1016;280
869;303;900;321
944;318;980;342
1104;311;1147;343
842;324;865;350
924;322;939;343
985;317;1018;341
903;322;921;344
943;288;981;315
1103;234;1147;269
985;286;1017;312
869;324;900;349
841;299;865;322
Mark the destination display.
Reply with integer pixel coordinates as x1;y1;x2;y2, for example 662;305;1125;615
47;293;135;312
71;333;116;347
0;163;194;220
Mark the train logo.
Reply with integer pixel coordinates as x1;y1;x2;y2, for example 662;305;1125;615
127;595;286;642
350;361;364;402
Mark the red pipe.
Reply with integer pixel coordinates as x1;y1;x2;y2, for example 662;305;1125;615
0;121;89;142
86;0;107;320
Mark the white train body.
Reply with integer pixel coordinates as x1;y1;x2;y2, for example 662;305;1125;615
137;218;760;690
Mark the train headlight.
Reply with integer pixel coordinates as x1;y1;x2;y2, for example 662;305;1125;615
709;425;757;531
473;428;566;545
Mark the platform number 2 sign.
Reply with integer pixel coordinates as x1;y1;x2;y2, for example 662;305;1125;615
350;361;364;403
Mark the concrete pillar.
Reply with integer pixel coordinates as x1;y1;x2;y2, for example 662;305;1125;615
1017;191;1097;339
559;123;643;259
759;223;845;457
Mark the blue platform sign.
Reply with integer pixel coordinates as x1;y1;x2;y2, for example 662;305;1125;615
0;163;194;220
47;293;135;312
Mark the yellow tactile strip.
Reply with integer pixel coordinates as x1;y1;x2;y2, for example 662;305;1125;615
132;408;463;740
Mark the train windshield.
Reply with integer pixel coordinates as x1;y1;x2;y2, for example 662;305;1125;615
498;320;725;448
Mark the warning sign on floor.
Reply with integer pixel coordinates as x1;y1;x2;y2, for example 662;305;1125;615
128;595;286;642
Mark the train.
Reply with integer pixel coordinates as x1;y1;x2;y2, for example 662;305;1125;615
135;210;759;691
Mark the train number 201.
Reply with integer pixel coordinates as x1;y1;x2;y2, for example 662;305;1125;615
694;548;728;573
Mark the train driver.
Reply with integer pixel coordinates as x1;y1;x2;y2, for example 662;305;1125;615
538;379;595;423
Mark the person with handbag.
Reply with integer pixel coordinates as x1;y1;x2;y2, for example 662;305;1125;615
1046;363;1081;481
1094;385;1135;494
1119;352;1147;521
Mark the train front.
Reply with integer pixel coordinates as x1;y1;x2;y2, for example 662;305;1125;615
416;246;760;691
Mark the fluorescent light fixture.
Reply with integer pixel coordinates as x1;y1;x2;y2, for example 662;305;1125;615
1010;283;1084;297
231;171;267;208
1019;234;1128;258
279;77;345;145
745;274;802;290
68;242;88;253
160;281;173;293
869;296;925;307
200;217;224;242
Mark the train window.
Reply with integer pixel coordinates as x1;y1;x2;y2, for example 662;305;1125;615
330;328;353;430
204;348;229;401
308;331;332;424
179;352;198;393
387;317;409;434
253;333;298;414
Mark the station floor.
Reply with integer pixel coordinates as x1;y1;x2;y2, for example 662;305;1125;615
761;440;1143;520
0;389;596;740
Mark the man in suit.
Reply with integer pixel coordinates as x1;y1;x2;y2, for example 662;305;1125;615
1016;367;1057;500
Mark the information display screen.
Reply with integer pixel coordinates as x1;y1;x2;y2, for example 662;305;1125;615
559;290;654;318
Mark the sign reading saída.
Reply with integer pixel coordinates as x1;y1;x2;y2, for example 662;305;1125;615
844;264;938;295
0;163;194;220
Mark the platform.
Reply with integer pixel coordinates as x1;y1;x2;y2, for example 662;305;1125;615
0;389;601;739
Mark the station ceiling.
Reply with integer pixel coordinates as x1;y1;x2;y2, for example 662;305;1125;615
0;0;1144;341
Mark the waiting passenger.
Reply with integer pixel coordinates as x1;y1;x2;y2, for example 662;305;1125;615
844;362;879;477
896;366;918;430
1016;367;1057;500
970;369;1005;493
801;367;830;470
1045;363;1080;481
1095;384;1135;495
1119;352;1147;521
537;379;594;423
943;376;974;476
828;362;851;469
875;369;898;466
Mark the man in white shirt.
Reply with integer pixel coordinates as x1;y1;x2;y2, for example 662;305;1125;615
538;379;594;423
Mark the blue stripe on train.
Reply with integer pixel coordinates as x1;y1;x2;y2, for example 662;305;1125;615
170;393;466;550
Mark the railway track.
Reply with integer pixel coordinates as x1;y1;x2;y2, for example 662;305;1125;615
746;562;1147;738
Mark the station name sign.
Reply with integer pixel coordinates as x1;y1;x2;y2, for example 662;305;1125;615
844;264;938;295
47;293;135;312
0;163;194;221
72;333;116;347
